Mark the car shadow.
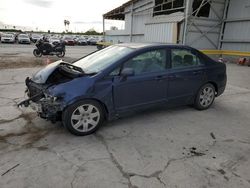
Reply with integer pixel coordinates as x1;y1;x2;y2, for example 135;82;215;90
101;105;192;129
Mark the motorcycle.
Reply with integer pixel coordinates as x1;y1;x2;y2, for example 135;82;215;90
33;40;65;57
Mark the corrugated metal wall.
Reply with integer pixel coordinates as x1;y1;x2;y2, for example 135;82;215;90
105;35;130;43
132;14;151;34
106;0;153;43
105;0;250;52
185;0;225;49
132;0;152;34
105;30;130;43
221;0;250;51
185;18;222;49
144;22;177;43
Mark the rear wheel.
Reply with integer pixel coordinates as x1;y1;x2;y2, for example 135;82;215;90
194;83;215;110
56;51;65;58
62;100;104;136
33;49;42;57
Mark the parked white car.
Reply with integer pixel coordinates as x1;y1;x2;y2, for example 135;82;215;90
18;34;31;44
1;33;15;43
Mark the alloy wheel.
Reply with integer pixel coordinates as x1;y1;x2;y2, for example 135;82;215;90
199;86;215;107
71;104;100;133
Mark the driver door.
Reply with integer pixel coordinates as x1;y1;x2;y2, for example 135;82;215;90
113;49;168;112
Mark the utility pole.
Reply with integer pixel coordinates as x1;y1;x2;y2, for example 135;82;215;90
103;16;105;41
130;2;134;42
183;0;190;45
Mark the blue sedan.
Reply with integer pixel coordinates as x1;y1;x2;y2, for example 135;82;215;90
19;43;227;136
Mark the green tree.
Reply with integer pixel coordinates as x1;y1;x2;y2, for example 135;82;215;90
84;29;101;35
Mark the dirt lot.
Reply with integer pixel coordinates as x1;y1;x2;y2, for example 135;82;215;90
0;54;250;187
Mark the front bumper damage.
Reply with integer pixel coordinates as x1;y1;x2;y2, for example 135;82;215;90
18;78;63;123
37;98;62;122
18;93;63;122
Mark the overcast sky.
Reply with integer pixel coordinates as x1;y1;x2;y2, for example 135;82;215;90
0;0;128;32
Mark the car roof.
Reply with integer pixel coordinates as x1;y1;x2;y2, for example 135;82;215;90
115;43;192;49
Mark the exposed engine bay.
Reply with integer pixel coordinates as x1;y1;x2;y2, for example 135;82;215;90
18;61;87;122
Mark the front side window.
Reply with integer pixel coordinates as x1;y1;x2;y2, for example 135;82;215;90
123;49;167;75
109;67;121;76
171;49;203;68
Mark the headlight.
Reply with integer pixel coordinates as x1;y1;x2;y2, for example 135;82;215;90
43;91;64;102
43;93;57;101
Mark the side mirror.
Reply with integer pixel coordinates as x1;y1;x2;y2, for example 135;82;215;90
120;68;134;81
121;67;134;76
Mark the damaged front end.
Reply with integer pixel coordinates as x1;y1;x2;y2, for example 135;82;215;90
18;60;86;122
18;76;64;122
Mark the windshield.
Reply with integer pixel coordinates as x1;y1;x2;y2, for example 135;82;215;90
74;45;134;73
19;35;28;38
3;34;13;37
33;35;41;38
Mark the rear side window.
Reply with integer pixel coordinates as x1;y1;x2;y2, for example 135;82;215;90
123;49;167;75
171;49;203;68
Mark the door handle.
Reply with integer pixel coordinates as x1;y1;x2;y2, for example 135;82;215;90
168;75;177;80
154;75;164;81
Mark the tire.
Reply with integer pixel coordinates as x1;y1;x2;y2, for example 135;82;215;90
56;51;65;58
33;49;42;57
194;83;215;110
97;45;103;50
62;100;104;136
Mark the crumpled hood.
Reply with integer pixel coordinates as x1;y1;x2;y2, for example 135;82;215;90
31;60;63;84
47;76;94;100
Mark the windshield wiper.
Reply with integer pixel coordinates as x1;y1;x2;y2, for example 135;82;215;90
59;62;84;73
84;72;98;76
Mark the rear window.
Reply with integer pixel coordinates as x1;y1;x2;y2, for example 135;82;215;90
19;35;28;38
171;49;204;68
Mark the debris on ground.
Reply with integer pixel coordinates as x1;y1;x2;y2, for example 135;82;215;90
217;169;226;175
210;132;216;140
189;148;206;156
1;164;20;176
182;147;206;157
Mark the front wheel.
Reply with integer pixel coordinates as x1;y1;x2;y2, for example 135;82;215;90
33;49;42;57
194;83;215;110
62;100;104;136
56;50;65;58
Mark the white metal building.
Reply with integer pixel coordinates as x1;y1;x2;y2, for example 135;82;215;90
103;0;250;51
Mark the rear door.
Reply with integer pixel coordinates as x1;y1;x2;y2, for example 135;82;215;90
167;47;207;104
112;48;168;111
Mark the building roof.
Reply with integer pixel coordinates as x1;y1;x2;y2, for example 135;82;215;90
103;0;139;20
